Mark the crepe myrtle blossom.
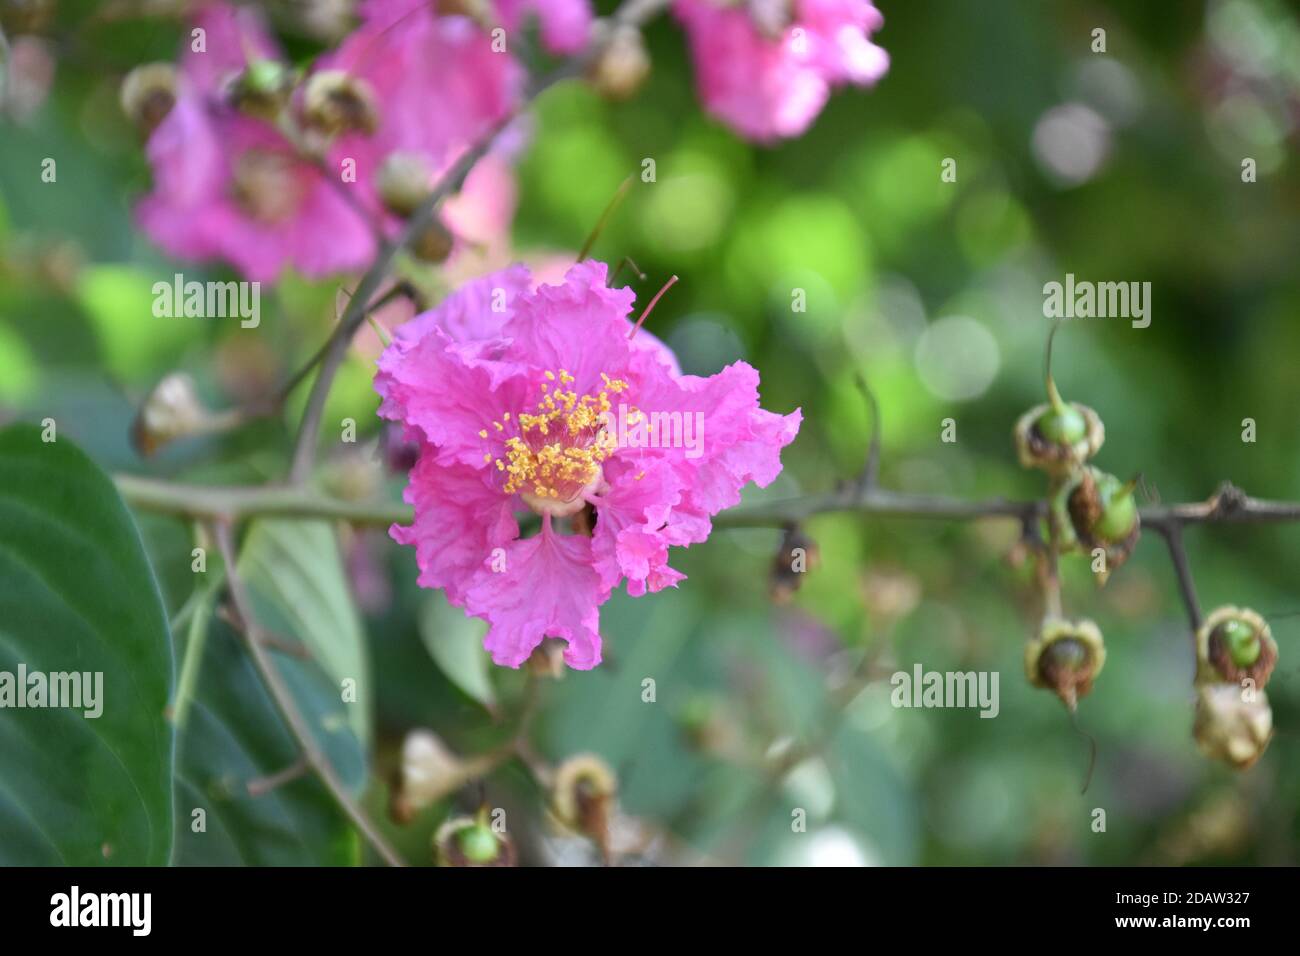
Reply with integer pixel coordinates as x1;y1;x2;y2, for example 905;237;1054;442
673;0;889;142
376;261;801;670
136;1;524;282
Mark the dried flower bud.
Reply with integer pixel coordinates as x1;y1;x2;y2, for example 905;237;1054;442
588;25;650;101
1065;467;1140;579
1024;617;1106;711
1013;380;1104;476
377;151;433;218
410;217;456;264
1;0;56;32
224;59;291;122
390;730;465;824
525;637;568;679
434;813;516;867
130;372;212;457
120;63;177;137
747;0;794;40
301;69;379;137
770;525;819;604
1193;683;1272;769
1196;606;1277;689
550;753;617;844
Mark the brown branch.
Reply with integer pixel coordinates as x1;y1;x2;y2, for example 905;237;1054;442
212;521;407;867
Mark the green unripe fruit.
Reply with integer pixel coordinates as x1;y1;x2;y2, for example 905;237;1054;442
456;824;500;863
1034;404;1087;445
243;59;288;94
1092;474;1138;541
1218;618;1261;668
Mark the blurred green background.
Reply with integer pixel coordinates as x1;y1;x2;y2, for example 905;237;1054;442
2;0;1298;865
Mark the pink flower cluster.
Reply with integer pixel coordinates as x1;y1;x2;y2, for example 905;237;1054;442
137;1;591;281
375;261;801;669
674;0;889;141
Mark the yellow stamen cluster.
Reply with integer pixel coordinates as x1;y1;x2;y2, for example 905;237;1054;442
485;370;630;503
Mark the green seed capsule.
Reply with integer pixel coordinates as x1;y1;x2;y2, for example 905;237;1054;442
1218;618;1261;668
456;824;500;864
1092;473;1138;542
1034;404;1087;445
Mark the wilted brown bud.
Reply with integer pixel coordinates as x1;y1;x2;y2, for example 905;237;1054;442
588;26;650;101
1;0;56;33
120;63;177;136
301;69;379;137
1193;683;1272;769
551;754;617;852
1196;606;1277;690
1024;617;1106;711
410;217;456;264
389;730;466;824
131;372;212;457
1065;467;1140;581
434;813;516;867
770;525;819;604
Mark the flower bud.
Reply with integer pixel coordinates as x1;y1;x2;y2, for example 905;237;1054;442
1195;606;1277;689
224;59;291;122
377;151;433;218
588;25;650;101
119;63;177;137
1024;617;1106;710
434;813;516;867
410;217;456;264
130;372;212;457
1193;683;1272;769
1066;467;1140;577
1013;380;1104;476
301;69;379;137
550;754;617;846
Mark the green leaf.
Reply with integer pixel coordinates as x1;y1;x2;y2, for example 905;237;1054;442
172;518;371;864
0;423;174;865
172;617;362;866
237;519;372;753
419;590;496;712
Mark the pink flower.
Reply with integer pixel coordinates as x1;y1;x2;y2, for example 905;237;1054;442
673;0;889;142
376;262;801;669
137;2;377;281
492;0;594;54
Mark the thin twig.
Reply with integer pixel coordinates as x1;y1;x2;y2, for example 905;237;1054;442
1153;521;1203;634
854;373;882;494
212;521;407;867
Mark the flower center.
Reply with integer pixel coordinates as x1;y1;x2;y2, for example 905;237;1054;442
231;148;304;223
485;370;630;517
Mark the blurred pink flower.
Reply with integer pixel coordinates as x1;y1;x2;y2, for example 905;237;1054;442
673;0;889;141
376;261;801;669
136;2;377;281
493;0;594;54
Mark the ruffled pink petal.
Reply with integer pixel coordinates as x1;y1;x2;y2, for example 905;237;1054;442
391;452;519;604
590;458;684;594
494;0;593;54
184;2;281;93
464;519;604;669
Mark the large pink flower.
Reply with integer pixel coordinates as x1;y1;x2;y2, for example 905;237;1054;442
673;0;889;142
376;262;801;669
